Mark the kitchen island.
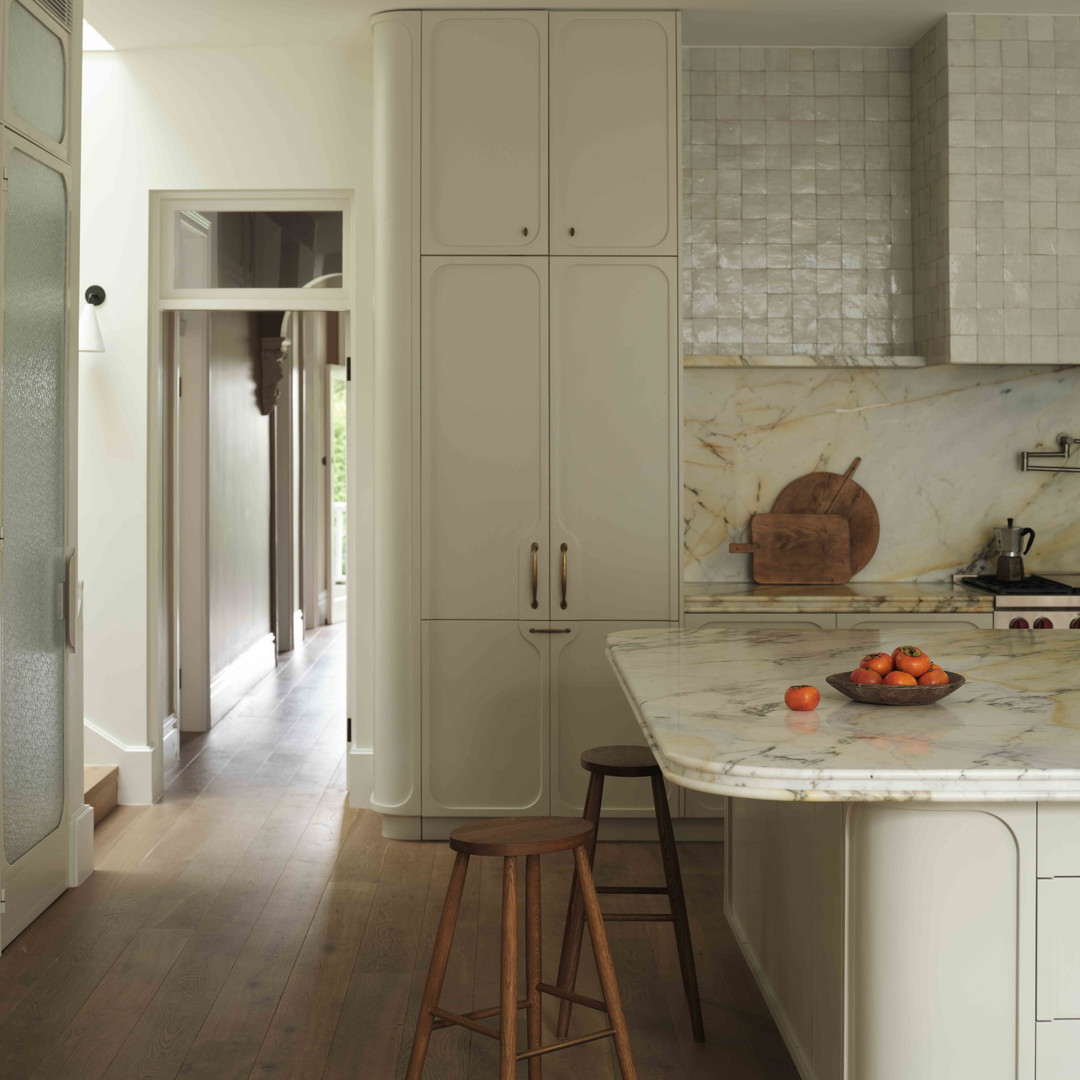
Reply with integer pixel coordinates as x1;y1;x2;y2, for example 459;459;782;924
607;627;1080;1080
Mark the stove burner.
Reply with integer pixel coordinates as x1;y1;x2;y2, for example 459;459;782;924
962;574;1080;596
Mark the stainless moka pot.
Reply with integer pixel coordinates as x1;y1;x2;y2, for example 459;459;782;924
994;518;1036;582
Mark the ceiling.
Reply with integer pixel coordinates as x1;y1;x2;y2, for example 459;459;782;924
85;0;1080;50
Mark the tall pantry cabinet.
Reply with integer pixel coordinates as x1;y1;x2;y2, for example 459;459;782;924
372;9;680;838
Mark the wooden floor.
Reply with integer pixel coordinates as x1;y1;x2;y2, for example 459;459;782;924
0;626;799;1080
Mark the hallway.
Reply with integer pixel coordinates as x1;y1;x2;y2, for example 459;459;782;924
0;625;796;1080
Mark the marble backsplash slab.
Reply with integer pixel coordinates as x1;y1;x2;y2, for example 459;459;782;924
684;364;1080;582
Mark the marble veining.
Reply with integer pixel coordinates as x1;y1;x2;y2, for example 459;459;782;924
684;363;1080;583
684;580;993;613
684;353;927;368
609;627;1080;802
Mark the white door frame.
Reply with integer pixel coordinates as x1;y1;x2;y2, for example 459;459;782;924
147;190;361;803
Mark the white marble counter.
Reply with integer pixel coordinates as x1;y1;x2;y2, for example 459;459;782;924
608;627;1080;802
683;580;993;614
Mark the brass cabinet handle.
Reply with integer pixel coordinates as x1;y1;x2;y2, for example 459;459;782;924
530;627;572;634
530;542;539;609
560;543;568;610
569;226;576;237
523;226;529;236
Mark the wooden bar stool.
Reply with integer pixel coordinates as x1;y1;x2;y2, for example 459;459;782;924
405;816;639;1080
555;745;705;1042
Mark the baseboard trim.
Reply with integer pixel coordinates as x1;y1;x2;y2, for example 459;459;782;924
209;633;277;725
83;719;156;804
347;747;373;809
374;815;724;843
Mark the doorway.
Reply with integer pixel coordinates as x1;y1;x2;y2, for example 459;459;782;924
162;308;348;756
144;191;357;801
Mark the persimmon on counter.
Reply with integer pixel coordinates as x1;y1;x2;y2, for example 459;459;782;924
851;645;955;688
784;685;820;711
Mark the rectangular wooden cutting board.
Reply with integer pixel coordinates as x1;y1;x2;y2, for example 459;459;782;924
729;513;852;585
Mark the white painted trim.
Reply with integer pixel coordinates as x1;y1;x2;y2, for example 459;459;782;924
83;718;156;805
162;713;180;776
68;803;94;886
347;747;373;810
209;632;276;725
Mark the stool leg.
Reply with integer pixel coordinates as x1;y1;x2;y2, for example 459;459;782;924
651;772;705;1042
573;843;638;1080
405;851;471;1080
500;855;519;1080
525;854;543;1079
555;771;604;1038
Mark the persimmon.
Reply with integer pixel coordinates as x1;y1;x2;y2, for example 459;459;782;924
784;685;820;711
883;670;918;686
893;646;932;678
850;667;884;684
860;652;894;676
918;668;950;686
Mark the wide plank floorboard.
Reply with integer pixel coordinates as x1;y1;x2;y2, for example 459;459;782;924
0;626;797;1080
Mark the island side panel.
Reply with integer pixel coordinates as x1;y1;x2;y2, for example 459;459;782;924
847;803;1036;1080
725;798;845;1080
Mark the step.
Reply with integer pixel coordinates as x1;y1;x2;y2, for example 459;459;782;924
84;765;119;826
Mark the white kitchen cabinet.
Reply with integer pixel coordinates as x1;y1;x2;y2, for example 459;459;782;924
550;11;678;255
421;11;547;255
422;621;549;817
684;613;838;631
1037;803;1080;878
550;257;678;621
1037;877;1080;1020
421;257;548;620
1037;1021;1080;1079
836;613;993;630
550;621;676;818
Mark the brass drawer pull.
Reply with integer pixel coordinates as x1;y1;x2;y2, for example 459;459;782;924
530;542;539;609
530;627;572;634
560;543;568;610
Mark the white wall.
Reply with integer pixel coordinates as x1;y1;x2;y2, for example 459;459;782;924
79;42;374;799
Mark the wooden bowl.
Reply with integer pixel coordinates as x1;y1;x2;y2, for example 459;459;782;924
825;671;966;706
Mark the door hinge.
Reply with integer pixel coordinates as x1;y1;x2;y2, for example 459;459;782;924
346;716;352;743
346;356;351;382
1;888;6;914
178;668;182;690
178;376;182;398
2;167;8;190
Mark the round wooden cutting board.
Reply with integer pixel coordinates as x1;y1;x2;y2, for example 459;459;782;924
771;470;880;575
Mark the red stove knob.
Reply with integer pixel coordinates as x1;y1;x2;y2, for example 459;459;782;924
1009;617;1030;629
1071;618;1080;629
1034;617;1054;629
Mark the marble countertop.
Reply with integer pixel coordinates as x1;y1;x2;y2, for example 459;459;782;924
608;627;1080;803
683;581;993;614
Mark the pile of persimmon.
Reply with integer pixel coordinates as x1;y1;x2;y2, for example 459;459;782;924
850;646;948;687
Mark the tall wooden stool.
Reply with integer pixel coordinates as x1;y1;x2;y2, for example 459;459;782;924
555;745;705;1042
405;816;639;1080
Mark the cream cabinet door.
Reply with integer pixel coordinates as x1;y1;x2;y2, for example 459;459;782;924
421;258;548;620
422;621;549;817
549;258;678;620
421;11;547;254
550;621;676;818
549;11;677;255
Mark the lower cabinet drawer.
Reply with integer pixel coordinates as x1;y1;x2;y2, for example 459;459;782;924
684;613;837;630
835;613;993;630
1037;1020;1080;1078
1037;877;1080;1020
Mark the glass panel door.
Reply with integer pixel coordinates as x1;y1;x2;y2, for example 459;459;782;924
1;144;68;865
5;0;67;153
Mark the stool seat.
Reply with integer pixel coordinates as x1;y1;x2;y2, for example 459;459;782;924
581;744;660;778
449;816;594;857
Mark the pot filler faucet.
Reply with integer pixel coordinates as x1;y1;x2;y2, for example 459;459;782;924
1020;433;1080;473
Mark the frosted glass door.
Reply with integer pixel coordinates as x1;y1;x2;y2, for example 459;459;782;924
5;0;68;159
2;145;68;865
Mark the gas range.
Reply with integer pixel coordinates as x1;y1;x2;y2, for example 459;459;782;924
960;575;1080;629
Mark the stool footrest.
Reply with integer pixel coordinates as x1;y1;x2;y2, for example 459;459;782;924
430;1002;525;1038
596;885;668;895
602;912;675;922
537;981;608;1013
515;1027;617;1061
